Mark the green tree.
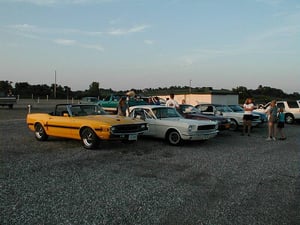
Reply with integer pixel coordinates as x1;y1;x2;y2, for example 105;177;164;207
87;82;100;96
0;80;13;95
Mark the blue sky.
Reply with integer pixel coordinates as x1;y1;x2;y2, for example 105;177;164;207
0;0;299;93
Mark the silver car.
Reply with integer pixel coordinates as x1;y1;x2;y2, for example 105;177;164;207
195;103;262;130
129;105;218;145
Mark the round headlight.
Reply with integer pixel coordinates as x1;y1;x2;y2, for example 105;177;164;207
188;125;193;132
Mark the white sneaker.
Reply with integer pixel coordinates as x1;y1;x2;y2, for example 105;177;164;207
266;137;272;141
272;137;276;141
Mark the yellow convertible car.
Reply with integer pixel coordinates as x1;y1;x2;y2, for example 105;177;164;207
27;104;148;149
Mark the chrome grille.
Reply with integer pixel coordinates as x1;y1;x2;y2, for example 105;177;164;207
197;125;216;130
111;124;147;134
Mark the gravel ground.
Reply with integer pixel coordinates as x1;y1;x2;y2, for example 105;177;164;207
1;101;300;225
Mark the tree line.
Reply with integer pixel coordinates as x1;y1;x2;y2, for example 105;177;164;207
0;80;299;104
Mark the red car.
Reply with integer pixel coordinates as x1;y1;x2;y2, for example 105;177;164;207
177;104;231;130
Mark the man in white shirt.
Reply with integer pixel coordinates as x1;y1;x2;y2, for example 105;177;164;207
242;98;254;136
166;93;179;108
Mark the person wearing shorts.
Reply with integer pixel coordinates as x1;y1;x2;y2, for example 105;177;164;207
266;100;278;141
242;98;254;136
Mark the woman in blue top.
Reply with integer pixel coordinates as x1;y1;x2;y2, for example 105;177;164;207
277;107;286;140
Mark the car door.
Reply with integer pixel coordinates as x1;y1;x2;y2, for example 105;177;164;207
133;108;158;136
45;105;74;138
147;108;174;138
45;113;73;138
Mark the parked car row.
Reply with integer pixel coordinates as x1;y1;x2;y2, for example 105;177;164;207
28;98;277;149
27;103;220;149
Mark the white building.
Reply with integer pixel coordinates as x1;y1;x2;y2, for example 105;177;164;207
159;91;238;105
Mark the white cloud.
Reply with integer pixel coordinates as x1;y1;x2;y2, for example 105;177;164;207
107;25;150;36
6;24;103;36
7;24;37;31
53;39;103;51
144;40;154;45
53;39;77;45
7;23;149;37
3;23;148;51
4;0;114;6
249;25;300;42
181;56;195;67
256;0;283;6
80;43;104;51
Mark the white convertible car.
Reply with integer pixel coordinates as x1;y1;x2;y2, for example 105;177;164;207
129;105;219;145
195;104;262;130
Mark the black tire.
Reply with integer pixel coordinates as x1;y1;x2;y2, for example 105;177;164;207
34;123;48;141
80;127;99;149
229;119;239;131
166;129;182;146
285;113;294;124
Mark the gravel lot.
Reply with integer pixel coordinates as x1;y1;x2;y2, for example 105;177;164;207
1;100;300;225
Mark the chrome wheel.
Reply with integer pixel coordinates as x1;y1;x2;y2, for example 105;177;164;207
81;128;99;149
285;114;294;124
167;130;182;146
34;123;48;141
229;119;238;131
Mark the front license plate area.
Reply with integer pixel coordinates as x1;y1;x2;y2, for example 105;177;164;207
128;134;137;141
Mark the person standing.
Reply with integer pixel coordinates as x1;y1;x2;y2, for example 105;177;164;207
277;107;286;140
242;98;254;136
153;96;161;105
266;100;278;141
117;96;129;116
166;93;179;108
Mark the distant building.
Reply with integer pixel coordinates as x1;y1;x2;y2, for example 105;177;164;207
159;90;238;105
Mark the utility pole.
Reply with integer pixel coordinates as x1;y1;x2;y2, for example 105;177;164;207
189;79;192;94
54;70;57;98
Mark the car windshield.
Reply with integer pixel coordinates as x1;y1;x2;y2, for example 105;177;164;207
152;107;182;119
229;105;244;112
130;108;155;120
80;97;98;103
69;105;107;116
181;105;201;114
215;105;234;112
103;95;121;101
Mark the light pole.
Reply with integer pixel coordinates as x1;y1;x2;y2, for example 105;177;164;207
54;70;57;99
189;79;192;94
